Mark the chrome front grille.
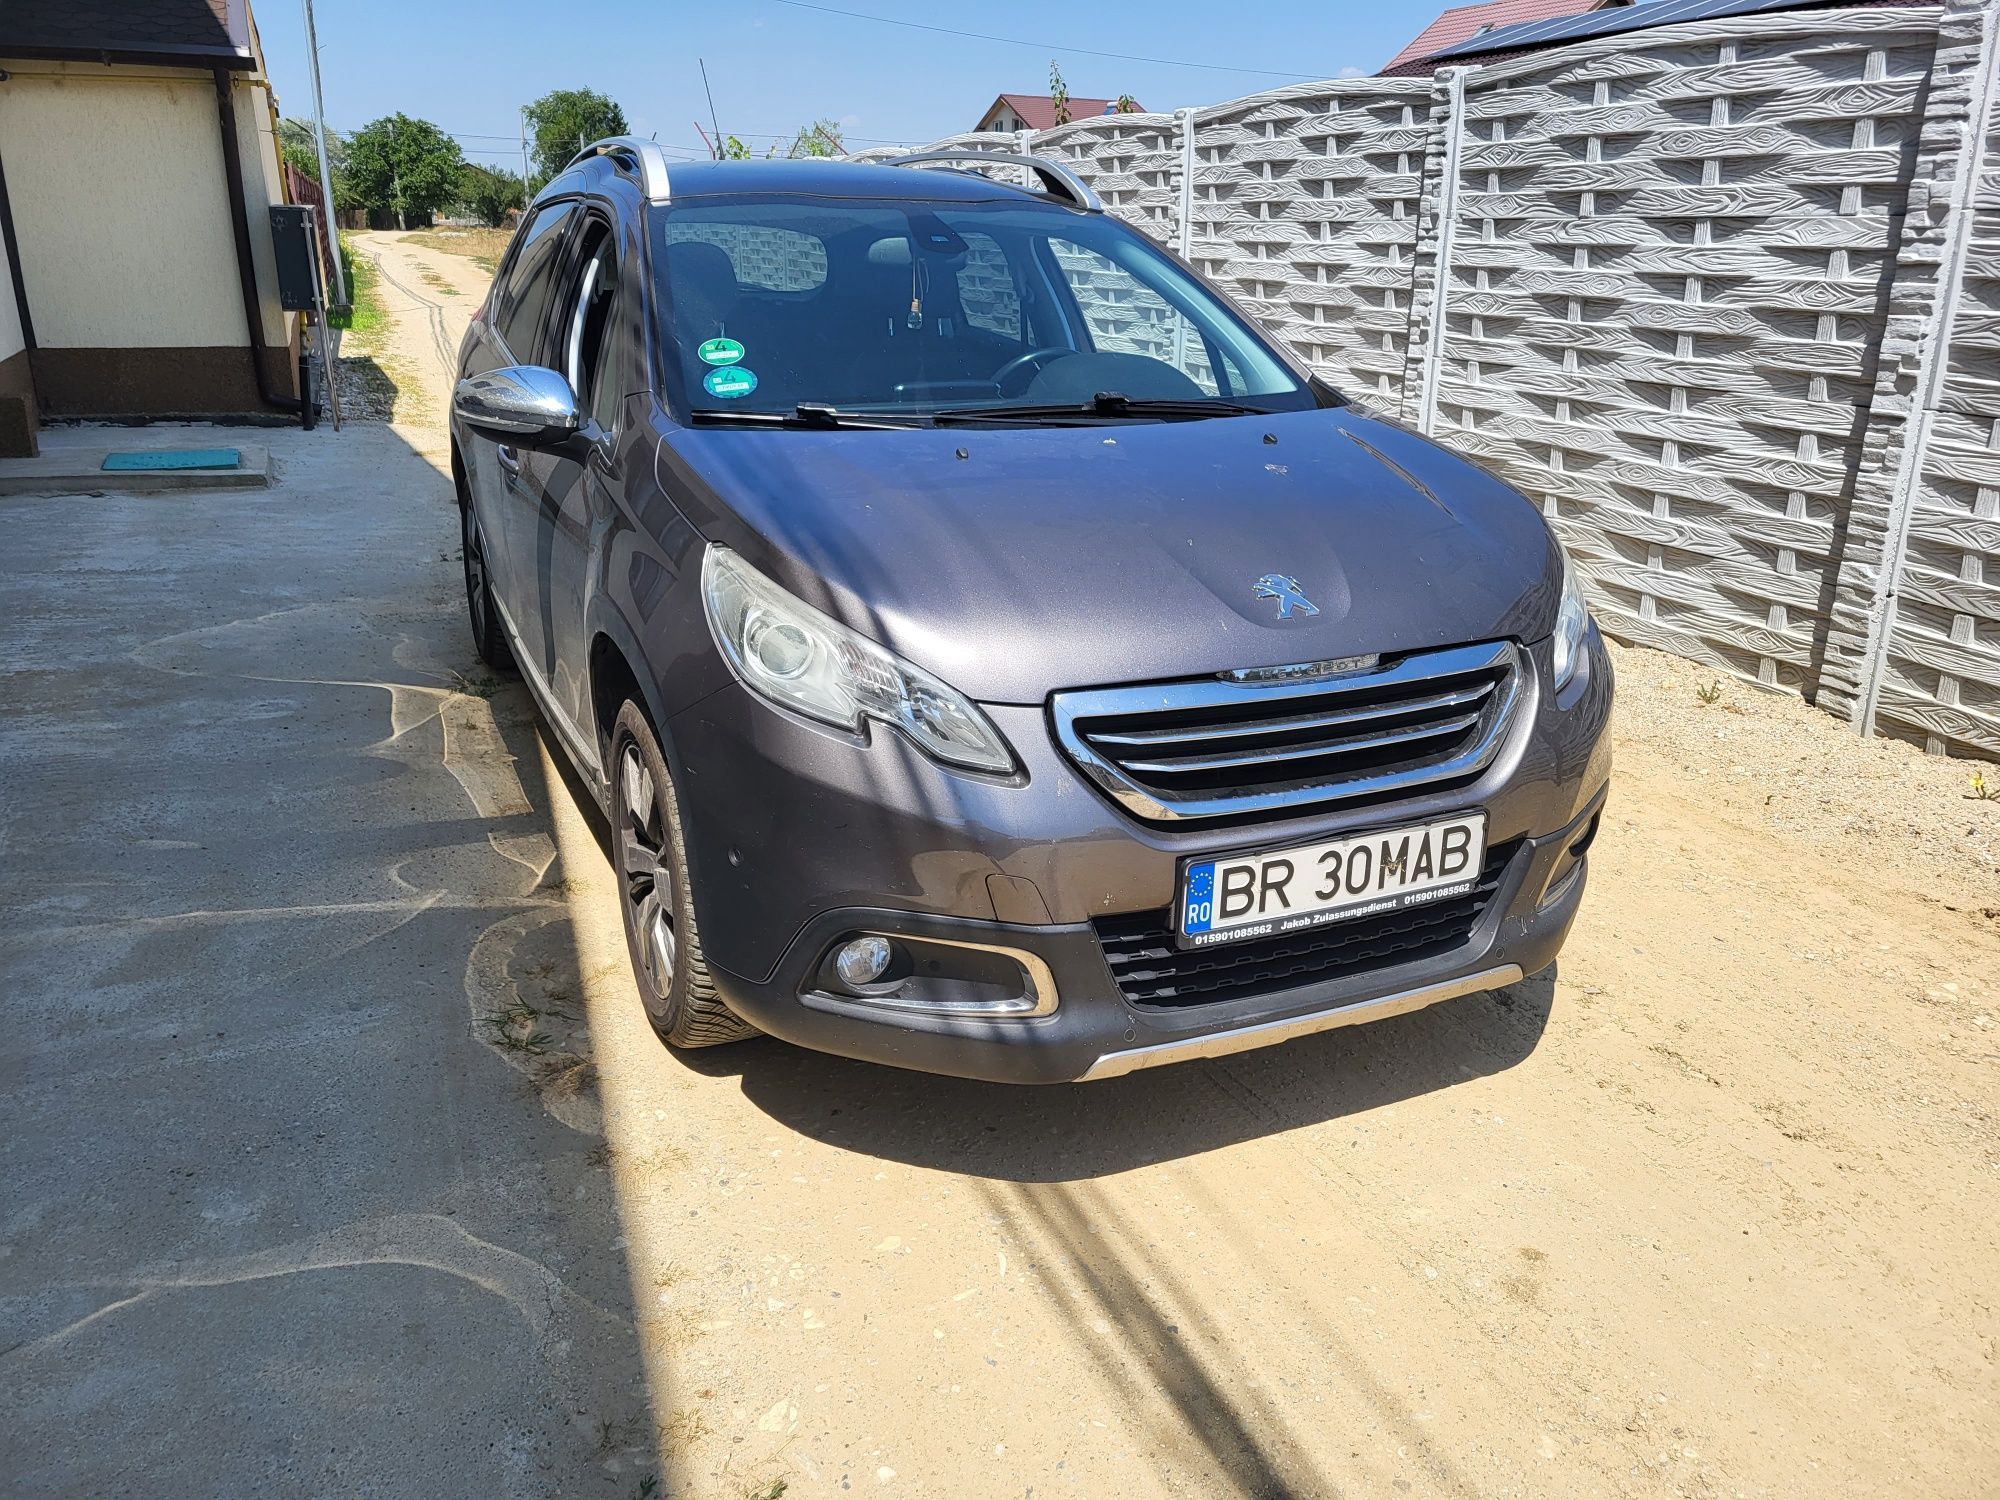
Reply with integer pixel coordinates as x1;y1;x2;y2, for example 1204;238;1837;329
1050;640;1521;825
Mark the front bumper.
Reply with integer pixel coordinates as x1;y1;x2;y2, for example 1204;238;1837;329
669;631;1612;1084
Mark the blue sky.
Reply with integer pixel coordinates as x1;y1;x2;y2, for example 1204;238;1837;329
255;0;1422;167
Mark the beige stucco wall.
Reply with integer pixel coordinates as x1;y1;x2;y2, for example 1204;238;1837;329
0;60;288;351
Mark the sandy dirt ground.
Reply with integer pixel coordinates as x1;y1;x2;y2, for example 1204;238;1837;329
341;232;2000;1497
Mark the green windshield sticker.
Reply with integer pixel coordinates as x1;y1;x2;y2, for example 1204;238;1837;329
697;337;746;366
703;366;759;399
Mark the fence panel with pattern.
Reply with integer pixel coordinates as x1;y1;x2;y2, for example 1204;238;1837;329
1425;8;1938;698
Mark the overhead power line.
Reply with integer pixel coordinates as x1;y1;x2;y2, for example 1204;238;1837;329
762;0;1322;80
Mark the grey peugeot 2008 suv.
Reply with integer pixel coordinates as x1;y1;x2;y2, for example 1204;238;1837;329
449;139;1612;1084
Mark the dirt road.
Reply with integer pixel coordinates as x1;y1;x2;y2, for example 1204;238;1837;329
358;229;2000;1497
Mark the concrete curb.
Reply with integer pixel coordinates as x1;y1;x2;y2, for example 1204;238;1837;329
0;444;273;496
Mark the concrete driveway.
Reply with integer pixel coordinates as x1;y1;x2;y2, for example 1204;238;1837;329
0;426;653;1495
4;238;1997;1499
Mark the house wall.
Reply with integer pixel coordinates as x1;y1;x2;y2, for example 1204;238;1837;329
0;204;27;397
0;201;32;454
861;1;2000;760
0;59;296;416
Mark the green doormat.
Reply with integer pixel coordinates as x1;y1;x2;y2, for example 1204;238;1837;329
102;449;241;471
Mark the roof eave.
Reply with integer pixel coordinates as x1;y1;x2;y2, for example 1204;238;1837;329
0;39;258;70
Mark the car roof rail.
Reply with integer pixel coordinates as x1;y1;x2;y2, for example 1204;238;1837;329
566;136;674;203
886;150;1102;213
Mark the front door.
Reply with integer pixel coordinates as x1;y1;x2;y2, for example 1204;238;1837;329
519;212;630;757
471;200;579;665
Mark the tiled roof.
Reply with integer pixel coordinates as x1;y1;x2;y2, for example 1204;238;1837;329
1381;0;1606;70
978;94;1144;133
0;0;252;66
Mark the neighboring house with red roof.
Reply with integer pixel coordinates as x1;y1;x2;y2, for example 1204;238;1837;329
975;94;1145;134
1381;0;1629;73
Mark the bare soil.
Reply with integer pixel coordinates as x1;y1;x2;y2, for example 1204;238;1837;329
372;228;2000;1498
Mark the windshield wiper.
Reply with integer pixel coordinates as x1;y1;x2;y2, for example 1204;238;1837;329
932;391;1270;425
689;404;926;431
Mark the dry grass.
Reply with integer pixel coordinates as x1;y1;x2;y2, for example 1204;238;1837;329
403;226;513;273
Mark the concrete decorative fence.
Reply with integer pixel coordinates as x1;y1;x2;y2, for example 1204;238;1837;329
858;0;2000;760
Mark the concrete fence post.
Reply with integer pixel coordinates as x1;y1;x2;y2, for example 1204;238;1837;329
1415;66;1470;437
1854;0;2000;739
1175;107;1198;256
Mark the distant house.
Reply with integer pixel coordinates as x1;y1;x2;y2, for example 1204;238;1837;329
1380;0;1626;73
0;0;307;446
1378;0;1896;75
974;94;1144;134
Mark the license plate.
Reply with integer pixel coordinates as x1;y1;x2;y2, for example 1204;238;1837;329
1177;812;1487;949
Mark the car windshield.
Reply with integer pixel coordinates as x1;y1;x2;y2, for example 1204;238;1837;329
649;192;1316;423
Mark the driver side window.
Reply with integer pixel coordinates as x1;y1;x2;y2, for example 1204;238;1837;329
1046;239;1234;396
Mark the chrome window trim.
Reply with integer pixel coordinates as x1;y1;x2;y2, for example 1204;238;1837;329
564;253;602;391
1050;639;1522;823
887;150;1103;213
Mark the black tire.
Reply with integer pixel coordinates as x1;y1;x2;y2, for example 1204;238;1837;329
460;497;514;671
609;700;757;1049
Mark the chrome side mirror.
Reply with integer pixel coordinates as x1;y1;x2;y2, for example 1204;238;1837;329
452;365;580;448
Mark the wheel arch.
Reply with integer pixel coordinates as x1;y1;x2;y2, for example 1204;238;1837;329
586;609;675;770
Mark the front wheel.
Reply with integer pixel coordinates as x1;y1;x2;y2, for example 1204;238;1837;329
610;701;757;1050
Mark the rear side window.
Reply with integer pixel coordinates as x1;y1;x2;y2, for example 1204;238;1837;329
492;202;577;357
663;220;826;292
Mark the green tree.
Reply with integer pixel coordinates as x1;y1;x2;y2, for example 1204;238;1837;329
278;117;349;206
348;114;464;229
455;164;525;227
782;119;845;158
523;88;629;183
1049;59;1071;126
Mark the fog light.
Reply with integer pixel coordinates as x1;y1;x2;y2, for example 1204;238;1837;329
834;935;894;988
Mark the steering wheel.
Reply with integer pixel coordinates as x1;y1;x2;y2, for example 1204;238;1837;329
991;346;1072;396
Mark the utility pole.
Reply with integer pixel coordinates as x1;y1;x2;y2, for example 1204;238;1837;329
300;0;346;306
520;105;531;192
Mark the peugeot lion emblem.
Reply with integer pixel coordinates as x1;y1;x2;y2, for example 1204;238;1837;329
1254;574;1319;621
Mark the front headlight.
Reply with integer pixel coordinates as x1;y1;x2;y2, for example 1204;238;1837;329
1551;547;1593;691
701;544;1014;775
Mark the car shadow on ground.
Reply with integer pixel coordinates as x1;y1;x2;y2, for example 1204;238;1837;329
542;741;1556;1183
677;973;1556;1181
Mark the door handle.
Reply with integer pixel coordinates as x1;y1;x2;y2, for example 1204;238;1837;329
496;444;522;478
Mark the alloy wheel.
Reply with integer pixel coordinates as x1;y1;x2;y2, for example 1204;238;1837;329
618;744;678;990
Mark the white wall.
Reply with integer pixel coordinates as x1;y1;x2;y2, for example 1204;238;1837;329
0;60;288;351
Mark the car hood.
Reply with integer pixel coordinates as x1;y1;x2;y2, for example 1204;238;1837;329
658;407;1560;704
